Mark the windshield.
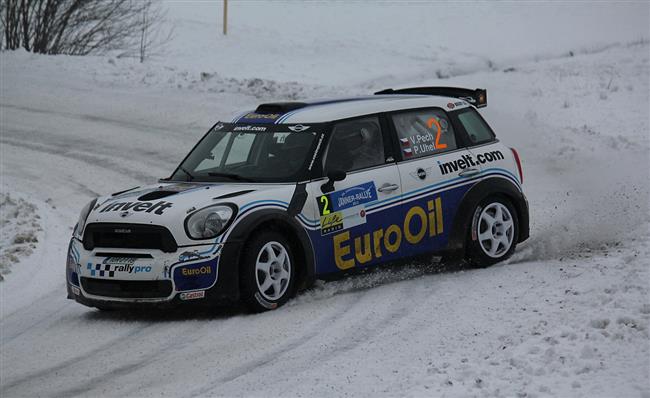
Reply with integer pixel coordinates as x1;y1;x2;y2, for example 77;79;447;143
170;124;320;183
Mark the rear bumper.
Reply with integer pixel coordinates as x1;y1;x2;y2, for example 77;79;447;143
66;238;241;309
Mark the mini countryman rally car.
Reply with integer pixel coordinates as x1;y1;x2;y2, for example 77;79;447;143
66;87;529;311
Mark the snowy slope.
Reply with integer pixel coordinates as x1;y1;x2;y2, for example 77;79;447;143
1;2;649;397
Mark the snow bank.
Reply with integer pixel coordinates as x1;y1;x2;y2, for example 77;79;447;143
0;192;42;280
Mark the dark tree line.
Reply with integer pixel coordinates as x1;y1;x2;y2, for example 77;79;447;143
1;0;171;60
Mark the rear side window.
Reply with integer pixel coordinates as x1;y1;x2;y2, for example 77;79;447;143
391;108;456;160
456;108;495;144
324;116;385;172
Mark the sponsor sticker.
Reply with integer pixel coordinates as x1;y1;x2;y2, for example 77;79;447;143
87;261;152;278
317;182;375;235
181;265;212;276
319;207;367;236
179;290;205;300
318;182;377;215
307;133;325;171
178;250;209;262
173;259;218;291
320;212;344;235
437;150;505;176
99;200;173;215
103;257;136;265
333;197;444;270
233;125;268;132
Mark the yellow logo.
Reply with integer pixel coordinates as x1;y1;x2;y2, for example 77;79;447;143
245;112;281;120
182;266;212;276
333;198;443;270
320;211;343;234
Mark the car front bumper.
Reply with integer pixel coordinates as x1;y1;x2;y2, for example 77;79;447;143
66;238;241;309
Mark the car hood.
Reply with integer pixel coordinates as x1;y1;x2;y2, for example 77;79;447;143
84;182;293;244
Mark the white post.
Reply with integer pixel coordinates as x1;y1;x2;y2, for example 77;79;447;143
223;0;228;36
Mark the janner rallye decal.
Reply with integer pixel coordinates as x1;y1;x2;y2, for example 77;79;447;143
321;182;377;213
317;182;377;235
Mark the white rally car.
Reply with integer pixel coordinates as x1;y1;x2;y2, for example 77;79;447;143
66;87;529;311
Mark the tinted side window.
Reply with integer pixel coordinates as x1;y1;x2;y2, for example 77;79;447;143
456;108;495;144
391;108;456;160
325;116;384;173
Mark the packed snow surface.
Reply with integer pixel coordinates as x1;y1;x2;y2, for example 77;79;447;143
1;2;649;397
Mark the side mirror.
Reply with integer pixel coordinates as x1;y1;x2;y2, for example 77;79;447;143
321;170;346;193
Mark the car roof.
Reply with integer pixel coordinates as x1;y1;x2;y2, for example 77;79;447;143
230;95;472;124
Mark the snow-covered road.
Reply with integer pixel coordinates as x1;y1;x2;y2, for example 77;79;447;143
1;15;649;398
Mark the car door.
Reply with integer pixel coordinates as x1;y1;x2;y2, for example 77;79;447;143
305;115;402;275
390;107;478;256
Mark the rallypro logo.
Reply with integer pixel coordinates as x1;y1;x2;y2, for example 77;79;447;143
87;261;152;278
437;150;504;175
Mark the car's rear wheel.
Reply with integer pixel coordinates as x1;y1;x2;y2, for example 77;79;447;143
465;196;518;268
240;231;295;312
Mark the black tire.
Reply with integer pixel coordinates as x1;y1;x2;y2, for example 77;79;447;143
240;230;296;312
465;195;519;268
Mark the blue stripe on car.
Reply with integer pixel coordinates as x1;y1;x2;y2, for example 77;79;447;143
276;96;390;124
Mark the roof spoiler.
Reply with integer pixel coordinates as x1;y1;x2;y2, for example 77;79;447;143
374;86;487;108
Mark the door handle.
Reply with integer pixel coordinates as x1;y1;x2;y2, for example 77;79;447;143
378;183;399;193
458;168;480;177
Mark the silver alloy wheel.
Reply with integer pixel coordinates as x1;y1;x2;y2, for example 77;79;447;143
478;202;515;258
255;241;291;301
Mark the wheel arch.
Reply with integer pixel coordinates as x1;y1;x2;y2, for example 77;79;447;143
448;177;529;255
226;209;316;291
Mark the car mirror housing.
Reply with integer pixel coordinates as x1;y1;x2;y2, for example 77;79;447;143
321;170;346;193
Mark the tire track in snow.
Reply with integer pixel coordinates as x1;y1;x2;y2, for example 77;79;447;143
48;321;219;398
1;289;71;344
184;295;364;397
0;103;183;137
190;282;415;397
1;138;158;184
1;322;160;394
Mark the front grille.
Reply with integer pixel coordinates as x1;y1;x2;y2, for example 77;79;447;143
81;277;173;299
83;223;177;253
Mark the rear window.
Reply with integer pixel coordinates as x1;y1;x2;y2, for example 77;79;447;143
391;108;457;160
456;108;495;144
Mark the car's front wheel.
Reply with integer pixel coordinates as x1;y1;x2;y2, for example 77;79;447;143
240;231;296;312
465;196;518;268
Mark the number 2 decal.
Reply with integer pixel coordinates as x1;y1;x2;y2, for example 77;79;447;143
427;117;447;150
319;195;330;215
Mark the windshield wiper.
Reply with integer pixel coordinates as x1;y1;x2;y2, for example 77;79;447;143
180;166;194;181
207;172;254;182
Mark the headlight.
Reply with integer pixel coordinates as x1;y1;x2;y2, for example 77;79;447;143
75;198;97;237
185;204;236;239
